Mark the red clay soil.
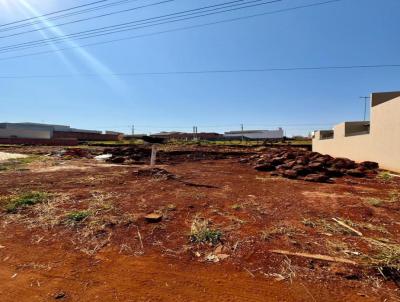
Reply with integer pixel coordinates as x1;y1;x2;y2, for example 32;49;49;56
0;146;400;301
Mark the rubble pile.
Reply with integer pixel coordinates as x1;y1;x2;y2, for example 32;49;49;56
104;147;149;164
104;147;248;165
56;148;93;159
245;148;379;183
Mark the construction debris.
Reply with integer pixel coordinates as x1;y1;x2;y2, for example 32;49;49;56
251;148;379;183
332;218;363;237
144;213;163;223
270;250;358;265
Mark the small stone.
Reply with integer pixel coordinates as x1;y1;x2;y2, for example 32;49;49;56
255;163;275;171
359;161;379;170
144;213;163;223
54;291;66;300
216;253;230;260
304;174;329;183
347;169;366;177
282;170;298;179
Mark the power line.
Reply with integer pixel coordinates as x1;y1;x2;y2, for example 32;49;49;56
0;0;344;62
0;0;176;39
0;63;399;79
0;0;142;32
0;0;132;28
0;0;281;53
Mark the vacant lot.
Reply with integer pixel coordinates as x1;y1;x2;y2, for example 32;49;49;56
0;145;399;301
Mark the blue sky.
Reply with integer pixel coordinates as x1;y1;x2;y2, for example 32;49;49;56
0;0;399;136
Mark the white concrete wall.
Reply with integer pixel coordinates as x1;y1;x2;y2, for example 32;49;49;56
313;95;400;172
0;128;52;139
225;129;284;139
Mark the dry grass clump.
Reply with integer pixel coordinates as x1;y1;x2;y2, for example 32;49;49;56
366;198;383;207
190;217;222;245
365;239;400;280
261;226;300;241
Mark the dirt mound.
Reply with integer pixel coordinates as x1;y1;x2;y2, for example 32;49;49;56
104;146;250;165
248;148;378;183
134;167;177;180
53;148;93;159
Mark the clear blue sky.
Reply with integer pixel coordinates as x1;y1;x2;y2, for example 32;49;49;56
0;0;399;136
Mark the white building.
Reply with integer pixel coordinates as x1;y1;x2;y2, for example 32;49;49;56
0;122;101;139
224;128;284;140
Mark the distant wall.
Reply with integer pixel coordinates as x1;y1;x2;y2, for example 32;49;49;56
225;129;284;139
0;128;52;139
53;131;120;141
0;138;78;146
313;95;400;172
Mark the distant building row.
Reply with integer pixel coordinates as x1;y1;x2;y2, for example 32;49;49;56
150;128;284;141
0;122;122;145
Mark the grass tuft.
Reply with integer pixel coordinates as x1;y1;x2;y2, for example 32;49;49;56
190;217;222;245
66;211;91;222
4;191;48;213
366;198;383;207
377;171;393;182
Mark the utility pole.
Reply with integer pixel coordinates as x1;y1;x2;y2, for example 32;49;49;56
359;96;371;121
193;126;197;141
131;125;135;136
240;123;244;143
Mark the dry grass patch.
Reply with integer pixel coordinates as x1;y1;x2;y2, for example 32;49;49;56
365;238;400;280
261;226;301;241
1;191;137;254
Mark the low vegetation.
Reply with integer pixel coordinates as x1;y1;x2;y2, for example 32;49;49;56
366;198;383;207
377;171;394;182
190;217;222;245
0;156;44;172
261;226;300;240
366;239;400;278
3;191;48;213
66;210;91;222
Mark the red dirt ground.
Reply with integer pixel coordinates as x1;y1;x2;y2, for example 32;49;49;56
0;145;399;301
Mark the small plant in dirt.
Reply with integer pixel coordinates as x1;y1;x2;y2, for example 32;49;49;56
66;211;91;222
190;217;222;245
231;204;242;211
0;156;44;172
366;198;383;207
4;191;48;213
302;218;317;228
389;191;400;203
261;226;299;241
377;171;393;182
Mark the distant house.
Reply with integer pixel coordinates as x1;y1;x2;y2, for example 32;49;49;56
151;132;223;141
313;91;400;172
224;128;284;140
0;122;121;145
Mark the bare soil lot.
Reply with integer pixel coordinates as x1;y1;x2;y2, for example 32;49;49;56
0;145;399;301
